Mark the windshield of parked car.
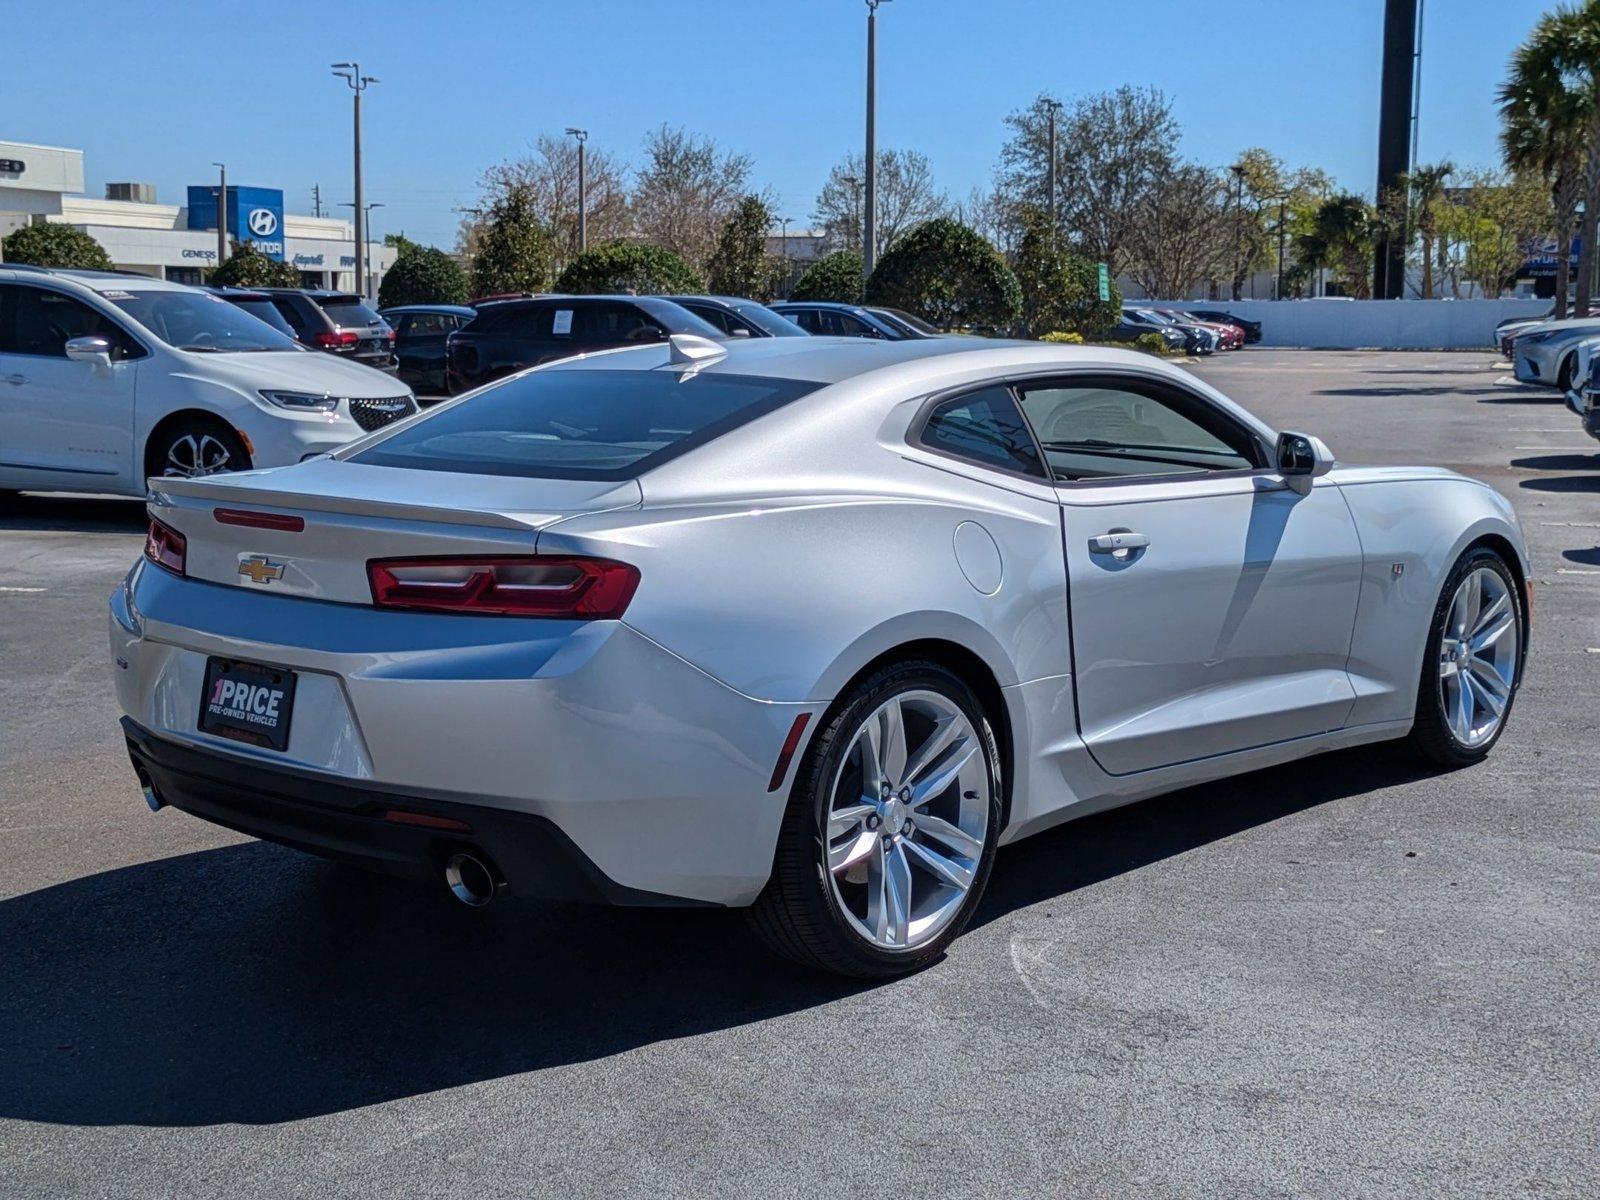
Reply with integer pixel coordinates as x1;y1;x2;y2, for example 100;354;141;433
106;290;299;352
872;307;940;335
730;303;809;337
349;368;824;480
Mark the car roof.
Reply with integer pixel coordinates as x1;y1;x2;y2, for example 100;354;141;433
0;264;197;295
380;304;476;315
259;288;365;302
770;300;864;312
544;332;1195;386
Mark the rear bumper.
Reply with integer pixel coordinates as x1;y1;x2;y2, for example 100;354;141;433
124;718;703;905
111;564;811;906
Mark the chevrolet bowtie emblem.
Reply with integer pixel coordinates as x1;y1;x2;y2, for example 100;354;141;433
238;556;286;585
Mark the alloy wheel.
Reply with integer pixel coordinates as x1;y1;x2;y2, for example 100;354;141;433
163;433;233;478
824;689;989;951
1438;566;1519;748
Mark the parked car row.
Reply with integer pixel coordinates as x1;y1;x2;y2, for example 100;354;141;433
0;261;1272;502
1496;308;1600;446
0;265;418;497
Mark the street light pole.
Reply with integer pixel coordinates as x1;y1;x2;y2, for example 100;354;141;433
565;128;588;253
863;0;889;282
1275;194;1290;301
779;215;791;294
332;63;377;296
212;162;227;265
1230;164;1245;301
341;201;385;296
1044;98;1062;237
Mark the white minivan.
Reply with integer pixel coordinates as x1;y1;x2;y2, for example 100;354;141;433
0;265;417;497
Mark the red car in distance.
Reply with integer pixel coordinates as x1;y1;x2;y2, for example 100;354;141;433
1158;309;1244;350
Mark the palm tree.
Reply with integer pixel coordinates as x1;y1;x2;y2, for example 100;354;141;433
1404;162;1455;298
1297;194;1379;298
1500;10;1587;317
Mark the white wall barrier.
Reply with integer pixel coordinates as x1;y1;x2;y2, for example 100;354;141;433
1159;299;1551;350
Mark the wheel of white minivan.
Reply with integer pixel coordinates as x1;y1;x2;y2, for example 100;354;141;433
748;660;1002;978
147;417;252;481
1407;546;1524;768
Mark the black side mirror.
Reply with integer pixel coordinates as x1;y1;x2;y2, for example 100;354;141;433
1277;432;1317;474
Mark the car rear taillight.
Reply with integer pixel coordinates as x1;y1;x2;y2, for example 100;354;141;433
385;328;397;342
367;556;640;618
315;330;360;349
144;517;186;576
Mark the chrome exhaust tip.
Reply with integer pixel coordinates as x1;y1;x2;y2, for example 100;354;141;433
134;766;165;812
444;852;497;907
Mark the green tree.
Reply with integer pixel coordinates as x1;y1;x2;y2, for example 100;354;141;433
1;223;113;269
705;195;784;300
1295;194;1379;298
208;241;300;287
1500;11;1587;317
864;217;1020;330
378;244;468;308
790;250;863;302
553;240;702;294
1395;161;1456;298
1011;210;1119;337
469;186;556;298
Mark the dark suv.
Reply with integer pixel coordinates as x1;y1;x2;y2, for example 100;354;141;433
445;295;724;393
260;289;397;372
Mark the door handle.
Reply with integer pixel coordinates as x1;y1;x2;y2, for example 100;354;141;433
1088;530;1150;555
2;373;25;386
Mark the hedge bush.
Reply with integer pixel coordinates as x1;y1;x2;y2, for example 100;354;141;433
864;218;1020;330
378;244;468;308
209;241;300;288
2;223;113;269
790;250;863;303
554;240;702;295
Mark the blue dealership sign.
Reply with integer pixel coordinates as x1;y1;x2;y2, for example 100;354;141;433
186;184;286;261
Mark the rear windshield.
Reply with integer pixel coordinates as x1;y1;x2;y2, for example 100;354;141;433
318;300;383;328
349;368;822;480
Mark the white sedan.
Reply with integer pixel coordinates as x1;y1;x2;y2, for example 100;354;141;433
112;335;1530;977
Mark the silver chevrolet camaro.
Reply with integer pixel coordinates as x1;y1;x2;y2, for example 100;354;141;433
112;334;1530;977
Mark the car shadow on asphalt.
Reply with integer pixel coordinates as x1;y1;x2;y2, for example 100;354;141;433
1316;386;1509;398
0;743;1432;1129
1510;454;1600;493
0;493;147;533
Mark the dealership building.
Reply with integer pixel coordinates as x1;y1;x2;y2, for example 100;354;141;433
0;139;393;294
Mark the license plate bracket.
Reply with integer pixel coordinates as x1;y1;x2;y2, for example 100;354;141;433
199;657;296;751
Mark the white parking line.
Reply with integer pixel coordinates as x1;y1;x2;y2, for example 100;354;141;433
1556;568;1600;576
1513;446;1594;451
0;586;45;593
1541;521;1600;528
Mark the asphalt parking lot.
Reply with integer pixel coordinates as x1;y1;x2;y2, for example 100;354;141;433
1;349;1596;1199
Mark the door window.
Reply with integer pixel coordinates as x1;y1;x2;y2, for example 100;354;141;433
1016;379;1260;481
569;303;664;344
0;285;141;359
684;303;734;335
917;386;1047;478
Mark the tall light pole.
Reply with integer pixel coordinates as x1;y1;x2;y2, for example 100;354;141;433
863;0;890;282
212;162;228;265
341;201;384;295
565;128;588;253
1274;193;1290;301
1230;163;1245;301
332;63;377;298
1043;98;1063;237
843;174;862;249
779;215;791;294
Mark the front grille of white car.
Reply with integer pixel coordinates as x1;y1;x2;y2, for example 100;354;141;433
348;396;416;433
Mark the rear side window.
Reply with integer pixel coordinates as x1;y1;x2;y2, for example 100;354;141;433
466;304;551;338
569;302;663;343
349;368;823;480
917;386;1046;478
230;298;296;336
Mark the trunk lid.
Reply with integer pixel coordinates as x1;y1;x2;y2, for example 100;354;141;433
149;457;642;605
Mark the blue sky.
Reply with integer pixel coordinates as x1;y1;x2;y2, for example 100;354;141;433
0;0;1551;249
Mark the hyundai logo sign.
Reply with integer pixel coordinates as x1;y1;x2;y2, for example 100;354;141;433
248;208;279;237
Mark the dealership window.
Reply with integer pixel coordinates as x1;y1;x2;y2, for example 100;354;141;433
298;271;324;289
166;267;204;286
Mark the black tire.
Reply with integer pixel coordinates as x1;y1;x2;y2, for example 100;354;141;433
747;660;1002;978
146;417;252;482
1405;546;1524;769
1558;353;1576;393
